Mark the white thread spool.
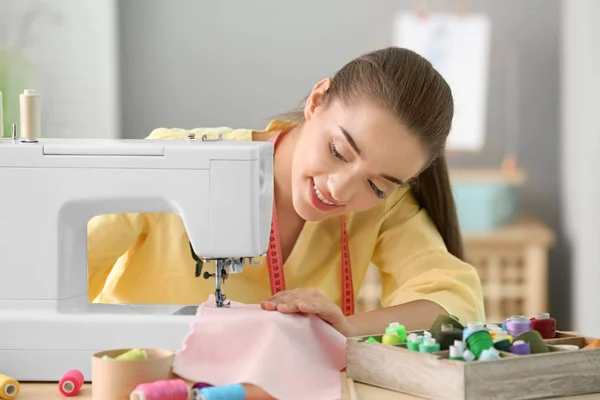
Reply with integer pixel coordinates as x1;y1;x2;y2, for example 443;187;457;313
19;89;41;140
0;91;4;138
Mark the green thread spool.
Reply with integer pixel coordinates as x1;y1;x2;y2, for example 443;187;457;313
431;314;465;334
407;333;423;351
115;348;147;361
433;329;463;351
365;337;378;343
419;338;441;353
386;322;407;343
466;330;494;359
493;337;511;352
515;330;549;354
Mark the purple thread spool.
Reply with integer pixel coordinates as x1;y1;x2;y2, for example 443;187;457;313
509;340;531;355
505;315;532;337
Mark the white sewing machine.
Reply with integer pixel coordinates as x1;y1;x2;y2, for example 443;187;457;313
0;133;274;381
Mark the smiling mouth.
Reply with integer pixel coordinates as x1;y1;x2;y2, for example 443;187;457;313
312;182;337;207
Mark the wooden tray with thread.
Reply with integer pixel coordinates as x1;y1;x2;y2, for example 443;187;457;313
346;328;600;400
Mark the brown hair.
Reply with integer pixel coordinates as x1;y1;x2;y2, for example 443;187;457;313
280;47;464;261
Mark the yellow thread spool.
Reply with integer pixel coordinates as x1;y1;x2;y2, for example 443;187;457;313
115;348;147;360
0;374;20;400
19;89;41;140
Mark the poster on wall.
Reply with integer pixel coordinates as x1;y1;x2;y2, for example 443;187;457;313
393;12;491;152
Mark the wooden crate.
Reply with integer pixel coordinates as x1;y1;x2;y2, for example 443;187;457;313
356;217;555;322
347;330;600;400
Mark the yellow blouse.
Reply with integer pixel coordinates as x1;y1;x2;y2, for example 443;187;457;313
87;120;486;323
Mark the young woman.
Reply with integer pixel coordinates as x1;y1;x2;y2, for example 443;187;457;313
87;47;485;337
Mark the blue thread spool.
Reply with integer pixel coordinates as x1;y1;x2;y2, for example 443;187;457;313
196;384;246;400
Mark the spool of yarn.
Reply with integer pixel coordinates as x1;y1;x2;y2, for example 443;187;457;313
493;337;512;352
387;322;407;342
116;348;148;360
58;369;84;396
449;345;463;360
130;378;189;400
0;374;19;400
462;349;476;361
509;340;531;355
191;382;214;398
419;337;441;353
515;330;549;354
197;384;247;400
530;313;556;339
466;330;494;359
584;339;600;349
430;314;465;334
19;89;41;140
506;315;532;338
381;331;402;345
433;328;463;351
406;334;423;351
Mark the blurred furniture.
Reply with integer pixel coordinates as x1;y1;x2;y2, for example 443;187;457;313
356;216;555;323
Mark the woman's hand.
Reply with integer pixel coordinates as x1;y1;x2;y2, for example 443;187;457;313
260;289;356;337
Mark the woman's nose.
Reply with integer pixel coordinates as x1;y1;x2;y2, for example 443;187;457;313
327;172;360;203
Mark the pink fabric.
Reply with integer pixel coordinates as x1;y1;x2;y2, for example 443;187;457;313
173;295;347;400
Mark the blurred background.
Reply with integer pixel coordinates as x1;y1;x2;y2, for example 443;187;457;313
0;0;597;335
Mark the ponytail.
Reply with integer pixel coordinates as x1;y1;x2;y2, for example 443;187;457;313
410;155;465;261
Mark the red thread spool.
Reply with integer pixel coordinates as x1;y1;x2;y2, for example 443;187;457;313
531;313;556;339
58;369;84;397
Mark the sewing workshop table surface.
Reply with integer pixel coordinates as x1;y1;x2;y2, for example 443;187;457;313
15;372;600;399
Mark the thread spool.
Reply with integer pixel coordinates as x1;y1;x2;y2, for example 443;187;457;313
407;334;423;351
0;91;4;138
515;330;549;354
505;315;532;338
382;331;402;345
449;345;463;360
430;314;465;334
19;89;41;141
130;378;189;400
365;337;378;343
0;374;19;400
116;348;148;360
419;337;441;353
58;369;84;396
454;340;466;353
493;337;512;352
466;330;494;359
479;347;501;361
433;328;463;351
197;384;247;400
462;349;475;361
385;323;407;343
509;340;531;355
530;313;556;339
191;382;213;398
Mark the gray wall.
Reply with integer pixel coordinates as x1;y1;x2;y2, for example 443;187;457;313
118;0;567;326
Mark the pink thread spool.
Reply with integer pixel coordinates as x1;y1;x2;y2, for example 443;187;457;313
58;369;84;396
130;378;189;400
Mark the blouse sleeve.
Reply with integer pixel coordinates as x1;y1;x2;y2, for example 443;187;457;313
370;189;486;324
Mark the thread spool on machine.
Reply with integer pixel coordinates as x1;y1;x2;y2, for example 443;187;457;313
0;88;42;142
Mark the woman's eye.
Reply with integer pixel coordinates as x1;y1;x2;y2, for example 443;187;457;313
369;180;386;199
329;141;347;162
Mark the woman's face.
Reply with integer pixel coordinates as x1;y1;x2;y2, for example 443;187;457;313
290;79;429;222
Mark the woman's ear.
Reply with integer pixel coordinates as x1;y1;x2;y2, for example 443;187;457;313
304;78;332;121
